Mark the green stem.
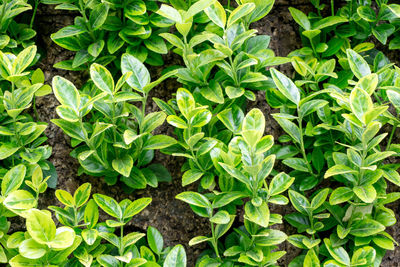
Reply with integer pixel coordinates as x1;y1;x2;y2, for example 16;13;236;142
120;225;124;256
30;0;39;28
387;121;398;151
210;222;220;258
331;0;334;16
297;115;316;176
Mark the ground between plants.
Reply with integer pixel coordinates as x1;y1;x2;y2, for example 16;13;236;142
30;0;400;266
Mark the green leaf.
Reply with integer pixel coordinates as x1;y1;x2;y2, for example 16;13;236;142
124;197;151;218
13;46;37;74
310;188;329;210
90;63;114;94
74;183;91;207
270;68;300;106
282;158;308;172
350;87;373;123
90;3;109;30
227;3;255;28
55;189;75;207
313;16;348;30
324;239;350;266
210;210;231;224
144;135;177;150
112;155;133;177
288;190;310;215
19;238;46;259
26;209;56;244
330;187;354;205
147;226;163;255
325;165;357;178
254;229;287;246
205;1;226;28
351;246;376;266
217;106;244;134
242;108;265;147
49;226;76;249
121;53;150;92
1;164;26;196
182;169;203;187
289;7;310;30
244;201;270;227
163;245;186;267
353;185;376;203
52;76;80;112
4;190;37;210
346;49;371;79
176;88;195;120
350;219;385;237
93;194;122;219
176;191;211;209
269;172;294;196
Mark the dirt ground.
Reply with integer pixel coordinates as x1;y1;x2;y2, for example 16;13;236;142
32;1;400;266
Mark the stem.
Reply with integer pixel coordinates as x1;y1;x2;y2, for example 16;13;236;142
297;115;316;176
30;0;39;28
331;0;334;16
119;224;124;256
33;96;40;120
387;121;398;151
210;222;220;258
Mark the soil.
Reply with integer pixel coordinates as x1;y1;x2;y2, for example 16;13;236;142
28;1;400;266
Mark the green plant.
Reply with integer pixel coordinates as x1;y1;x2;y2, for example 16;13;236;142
44;0;174;70
0;0;38;53
8;182;188;266
52;54;176;189
0;45;55;182
158;0;288;106
176;108;293;265
0;165;49;263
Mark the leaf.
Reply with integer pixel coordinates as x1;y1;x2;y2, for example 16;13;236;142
269;173;294;196
112;155;133;177
163;245;186;267
55;189;75;207
210;210;231;224
288;190;310;215
93;194;122;219
227;3;255;28
282;158;309;172
1;164;26;196
325;165;357;178
13;46;37;74
74;183;91;207
346;49;371;79
49;227;76;249
217;106;244;134
254;229;287;246
176;88;195;120
205;1;226;28
350;219;385;237
270;68;300;106
313;16;348;30
350;87;373;124
242;108;265;147
124;197;151;218
52;76;80;112
310;188;329;210
4;190;37;210
89;3;109;30
147;226;163;254
324;239;350;266
121;53;150;92
329;187;354;205
244;201;270;227
144;135;177;150
289;7;310;30
353;185;376;203
182;169;204;187
90;63;114;94
19;239;46;259
176;192;211;208
26;209;56;244
156;4;182;23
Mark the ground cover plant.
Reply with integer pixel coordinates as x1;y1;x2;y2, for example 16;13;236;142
1;0;400;266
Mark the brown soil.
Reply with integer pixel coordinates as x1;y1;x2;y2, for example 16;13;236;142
30;1;400;266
